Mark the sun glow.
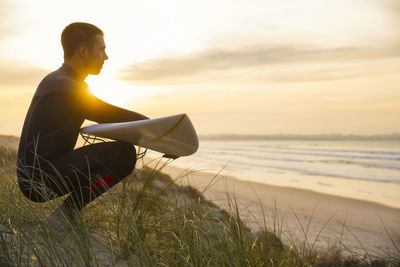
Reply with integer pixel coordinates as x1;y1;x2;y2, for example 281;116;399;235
86;77;124;106
86;74;164;110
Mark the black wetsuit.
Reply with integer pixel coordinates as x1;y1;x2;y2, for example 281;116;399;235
17;63;144;213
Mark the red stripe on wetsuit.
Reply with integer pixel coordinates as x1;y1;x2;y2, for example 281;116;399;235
90;175;113;190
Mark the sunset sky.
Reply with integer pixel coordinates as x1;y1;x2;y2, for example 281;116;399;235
0;0;399;136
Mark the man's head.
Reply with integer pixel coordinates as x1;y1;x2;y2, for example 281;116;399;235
61;22;108;75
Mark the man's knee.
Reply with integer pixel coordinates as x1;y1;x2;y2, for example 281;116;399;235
115;142;136;173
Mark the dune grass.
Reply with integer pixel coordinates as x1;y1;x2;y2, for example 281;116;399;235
0;144;398;266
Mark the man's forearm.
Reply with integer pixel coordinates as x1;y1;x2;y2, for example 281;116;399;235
72;90;149;123
98;103;148;123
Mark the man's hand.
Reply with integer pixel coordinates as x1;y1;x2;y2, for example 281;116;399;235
163;154;180;160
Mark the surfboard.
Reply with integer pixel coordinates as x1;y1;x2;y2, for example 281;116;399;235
80;114;199;157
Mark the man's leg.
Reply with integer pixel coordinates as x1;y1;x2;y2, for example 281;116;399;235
44;141;136;216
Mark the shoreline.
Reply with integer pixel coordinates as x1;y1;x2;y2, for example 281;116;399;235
165;155;400;210
144;159;400;256
178;166;400;211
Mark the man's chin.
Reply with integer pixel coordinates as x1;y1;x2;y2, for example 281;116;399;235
89;68;102;75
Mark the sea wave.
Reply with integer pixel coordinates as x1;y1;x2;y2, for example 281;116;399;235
180;140;400;184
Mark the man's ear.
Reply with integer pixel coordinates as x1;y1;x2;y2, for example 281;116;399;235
78;44;89;58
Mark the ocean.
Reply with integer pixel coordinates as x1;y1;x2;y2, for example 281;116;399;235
150;139;400;208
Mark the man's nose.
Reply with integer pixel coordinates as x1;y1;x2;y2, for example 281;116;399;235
104;52;109;60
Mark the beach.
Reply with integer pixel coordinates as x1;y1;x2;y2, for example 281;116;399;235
3;135;400;257
142;158;400;258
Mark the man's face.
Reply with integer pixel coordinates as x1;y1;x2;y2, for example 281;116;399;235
84;34;108;75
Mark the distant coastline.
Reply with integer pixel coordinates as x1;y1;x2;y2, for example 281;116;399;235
2;133;400;143
199;133;400;141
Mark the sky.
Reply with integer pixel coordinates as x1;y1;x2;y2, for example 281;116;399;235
0;0;399;136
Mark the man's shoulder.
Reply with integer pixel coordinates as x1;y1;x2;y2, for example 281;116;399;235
35;68;85;97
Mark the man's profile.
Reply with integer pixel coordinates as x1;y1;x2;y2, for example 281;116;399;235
16;22;147;231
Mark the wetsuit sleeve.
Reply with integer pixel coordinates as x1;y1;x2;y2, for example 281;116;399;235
69;88;148;123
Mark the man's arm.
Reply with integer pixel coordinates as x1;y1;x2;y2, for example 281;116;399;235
70;88;148;123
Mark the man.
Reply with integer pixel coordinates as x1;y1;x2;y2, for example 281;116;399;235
16;22;147;229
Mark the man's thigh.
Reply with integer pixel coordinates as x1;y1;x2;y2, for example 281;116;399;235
45;141;135;195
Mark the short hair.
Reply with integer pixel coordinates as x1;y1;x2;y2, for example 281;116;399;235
61;22;104;60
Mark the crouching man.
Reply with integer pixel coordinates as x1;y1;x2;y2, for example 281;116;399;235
16;22;147;230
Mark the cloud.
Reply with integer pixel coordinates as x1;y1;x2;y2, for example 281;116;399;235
119;44;399;84
262;61;400;84
0;59;48;88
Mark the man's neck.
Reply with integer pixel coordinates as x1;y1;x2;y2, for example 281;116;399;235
63;59;89;80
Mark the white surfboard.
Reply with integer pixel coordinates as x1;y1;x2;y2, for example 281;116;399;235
80;114;199;157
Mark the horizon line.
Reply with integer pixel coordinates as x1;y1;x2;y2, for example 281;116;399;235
199;133;400;141
1;133;400;141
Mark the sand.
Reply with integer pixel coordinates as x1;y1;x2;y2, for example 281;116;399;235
143;160;400;258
